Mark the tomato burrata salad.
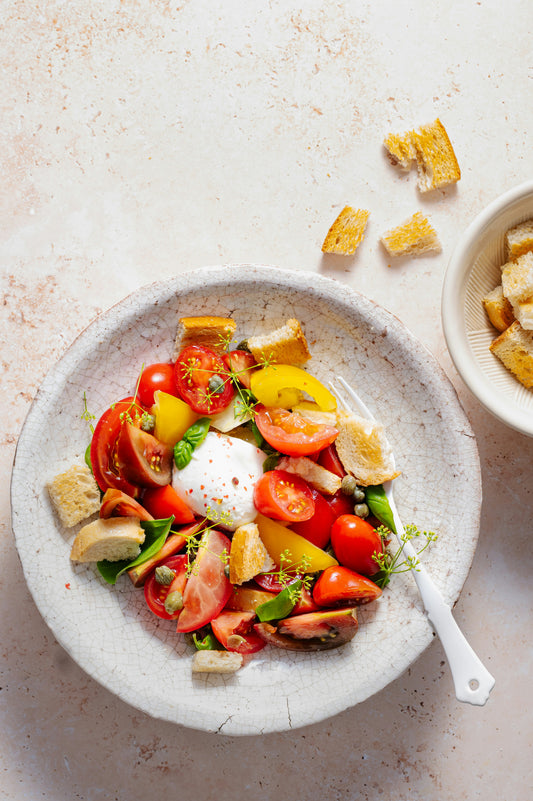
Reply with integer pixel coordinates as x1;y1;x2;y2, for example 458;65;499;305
74;318;395;669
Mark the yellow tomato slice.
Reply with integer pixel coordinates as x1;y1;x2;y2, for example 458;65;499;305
152;390;200;445
250;365;337;411
255;513;338;573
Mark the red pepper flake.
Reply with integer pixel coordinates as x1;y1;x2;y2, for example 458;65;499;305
65;583;71;590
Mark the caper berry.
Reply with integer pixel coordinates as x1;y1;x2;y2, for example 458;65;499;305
164;590;184;614
208;374;226;394
236;339;251;352
341;475;358;495
224;564;231;579
354;503;370;519
155;565;176;585
352;486;366;503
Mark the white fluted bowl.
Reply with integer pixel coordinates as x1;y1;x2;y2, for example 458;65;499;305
442;180;533;436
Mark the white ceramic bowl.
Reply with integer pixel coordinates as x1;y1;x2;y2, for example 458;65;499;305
442;180;533;436
11;266;481;735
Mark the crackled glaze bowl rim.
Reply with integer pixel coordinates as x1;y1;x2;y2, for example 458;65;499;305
442;180;533;436
11;265;481;735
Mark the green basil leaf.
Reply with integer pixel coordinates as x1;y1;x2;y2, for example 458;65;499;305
97;516;174;585
173;439;193;470
365;485;396;534
183;417;211;448
255;580;301;622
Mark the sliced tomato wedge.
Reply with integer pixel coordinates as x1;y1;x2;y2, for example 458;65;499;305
99;488;154;521
174;345;234;414
253;469;315;522
222;350;258;389
312;565;382;607
115;423;172;488
254;405;338;457
176;529;232;633
211;610;265;654
144;554;188;620
141;484;195;524
90;397;140;497
317;443;345;478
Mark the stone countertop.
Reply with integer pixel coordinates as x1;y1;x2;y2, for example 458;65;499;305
1;1;531;799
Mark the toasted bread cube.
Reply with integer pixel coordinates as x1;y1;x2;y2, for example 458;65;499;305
229;522;274;585
70;517;145;563
380;211;441;257
247;318;311;365
513;301;533;331
505;219;533;261
501;252;533;308
173;316;236;359
384;118;460;192
47;464;101;528
192;650;243;674
277;456;342;495
410;118;461;192
482;285;516;332
321;206;369;255
334;410;400;487
383;132;416;170
489;321;533;389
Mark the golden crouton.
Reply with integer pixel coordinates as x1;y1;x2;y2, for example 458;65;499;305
173;316;236;359
47;464;101;528
247;318;311;365
380;212;441;257
321;206;369;255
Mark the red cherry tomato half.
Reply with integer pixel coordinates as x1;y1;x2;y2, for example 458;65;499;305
174;345;234;414
254;405;339;457
312;565;382;607
253;469;315;522
144;554;188;620
115;423;173;488
330;514;384;576
290;488;335;549
176;529;233;633
222;350;258;389
142;484;195;524
317;443;345;478
90;397;140;497
211;610;265;654
137;363;177;408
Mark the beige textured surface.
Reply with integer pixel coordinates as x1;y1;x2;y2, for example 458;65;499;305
2;0;532;798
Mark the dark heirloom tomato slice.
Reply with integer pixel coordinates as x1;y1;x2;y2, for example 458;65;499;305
90;397;140;497
115;423;172;488
312;565;382;607
144;554;188;620
174;345;234;414
254;405;338;456
211;610;265;654
253;469;315;522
